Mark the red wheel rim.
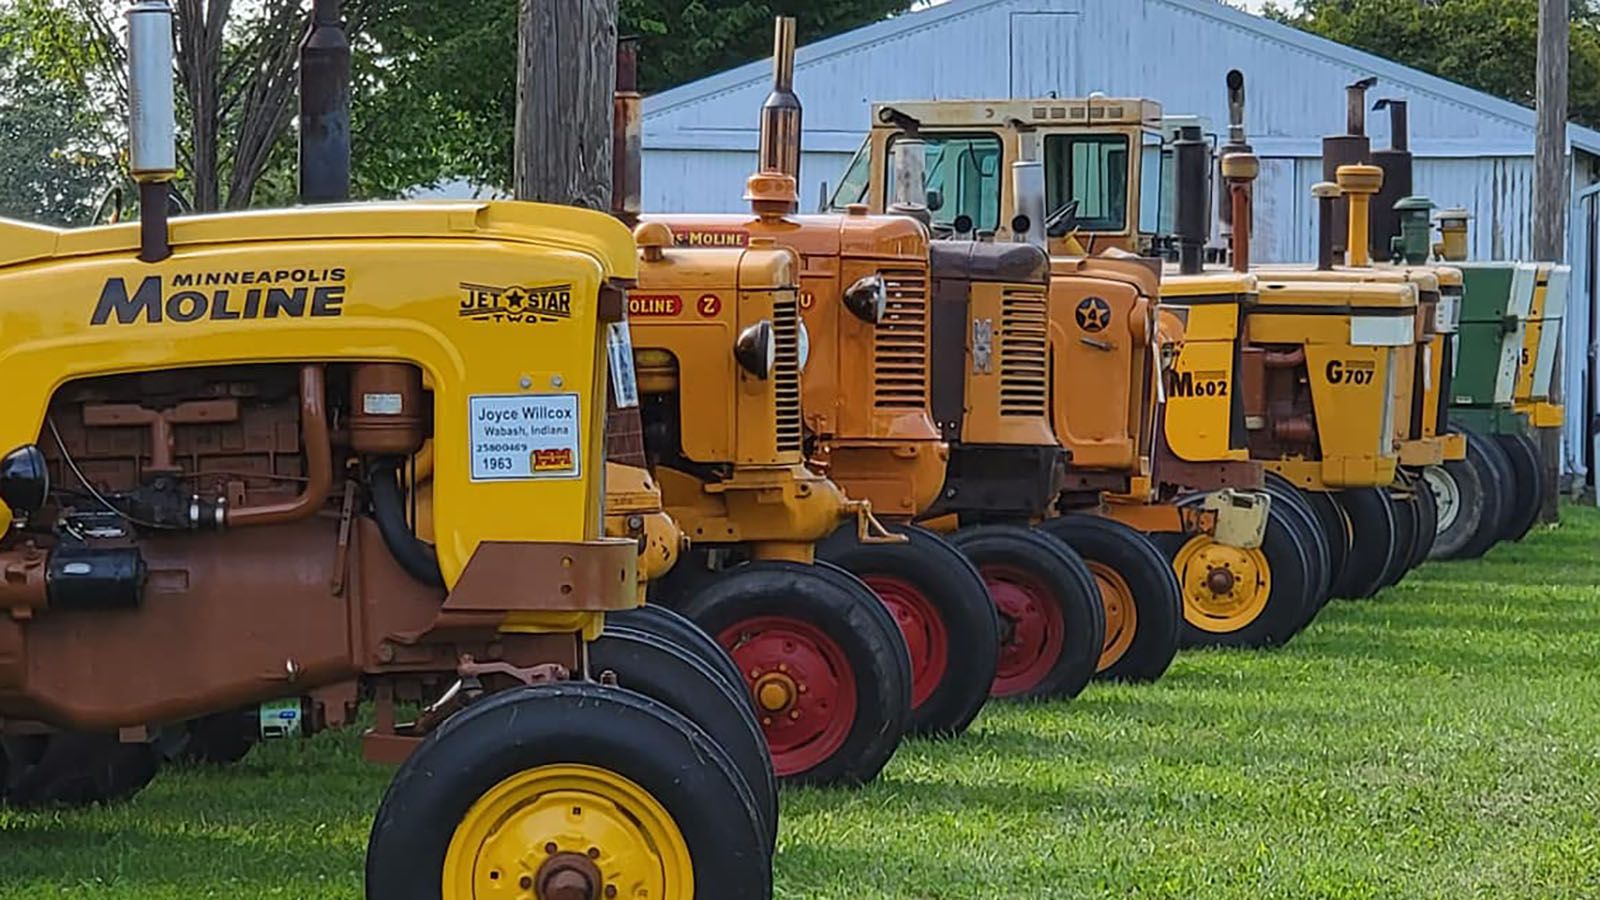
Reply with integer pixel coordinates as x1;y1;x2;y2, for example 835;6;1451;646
862;575;949;710
983;564;1064;697
717;616;857;778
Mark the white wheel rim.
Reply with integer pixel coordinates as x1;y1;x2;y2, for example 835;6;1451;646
1423;466;1460;533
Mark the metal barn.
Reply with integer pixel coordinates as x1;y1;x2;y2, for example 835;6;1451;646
643;0;1600;486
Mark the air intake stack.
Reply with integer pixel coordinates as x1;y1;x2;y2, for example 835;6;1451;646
1369;98;1413;260
1321;76;1377;260
127;0;176;263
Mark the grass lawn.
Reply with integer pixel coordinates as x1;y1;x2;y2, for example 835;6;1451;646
2;507;1598;898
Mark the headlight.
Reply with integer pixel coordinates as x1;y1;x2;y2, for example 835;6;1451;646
842;273;888;324
1159;341;1180;372
0;444;49;517
734;320;775;380
797;320;811;372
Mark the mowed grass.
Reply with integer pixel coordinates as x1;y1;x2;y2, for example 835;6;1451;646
3;508;1600;898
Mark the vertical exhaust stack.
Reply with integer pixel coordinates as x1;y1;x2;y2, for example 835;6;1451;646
1321;76;1377;259
755;17;802;211
299;0;351;204
1173;125;1209;275
1221;151;1259;273
1217;69;1253;241
127;0;176;263
1313;182;1340;271
1336;163;1384;268
612;36;643;227
1369;98;1413;260
888;135;932;227
1011;127;1047;248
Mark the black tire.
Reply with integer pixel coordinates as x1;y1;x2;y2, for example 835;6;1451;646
1493;432;1544;542
591;626;778;850
1450;429;1512;559
607;604;747;702
365;682;771;900
1262;474;1334;606
1153;503;1316;649
1329;488;1398;599
1424;430;1502;560
676;560;910;787
0;732;159;808
1036;515;1181;683
946;524;1104;701
1302;490;1351;607
1369;487;1417;595
817;522;999;738
182;710;257;766
1406;473;1439;570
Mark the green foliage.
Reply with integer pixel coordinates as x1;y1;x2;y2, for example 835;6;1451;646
352;0;918;196
1;508;1598;897
1266;0;1600;129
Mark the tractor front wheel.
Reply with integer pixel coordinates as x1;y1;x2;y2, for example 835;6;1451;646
1037;515;1181;683
947;524;1104;701
1423;432;1501;560
1370;486;1418;595
676;560;911;787
607;604;747;702
818;522;999;739
1493;432;1544;542
1157;503;1315;649
0;732;159;808
365;682;771;900
1330;488;1399;599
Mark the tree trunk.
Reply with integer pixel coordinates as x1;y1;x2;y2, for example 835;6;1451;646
1535;0;1570;522
514;0;616;208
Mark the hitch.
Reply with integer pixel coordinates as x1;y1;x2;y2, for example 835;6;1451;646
845;499;908;545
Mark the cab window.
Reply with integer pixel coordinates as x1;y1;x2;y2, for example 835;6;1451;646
1138;131;1164;235
888;133;1003;233
1043;133;1130;232
828;140;871;211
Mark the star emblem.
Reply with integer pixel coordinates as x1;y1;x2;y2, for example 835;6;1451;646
1076;297;1112;333
502;287;527;310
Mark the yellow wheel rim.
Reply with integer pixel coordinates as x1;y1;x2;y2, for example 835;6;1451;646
1090;562;1138;671
443;763;693;900
1173;535;1272;634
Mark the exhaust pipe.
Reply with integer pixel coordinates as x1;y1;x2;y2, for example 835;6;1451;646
1313;182;1340;271
889;135;932;226
1321;76;1377;259
1222;151;1259;273
612;36;642;226
127;1;176;263
1369;98;1413;261
298;0;351;204
1173;125;1209;275
756;17;802;208
1217;70;1253;239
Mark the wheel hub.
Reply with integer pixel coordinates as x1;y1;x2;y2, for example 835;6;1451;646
1174;537;1272;634
981;564;1064;697
863;575;950;710
1422;465;1460;532
753;672;798;713
536;852;603;900
1205;566;1237;595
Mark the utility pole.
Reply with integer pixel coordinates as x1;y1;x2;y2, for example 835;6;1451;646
514;0;617;207
1534;0;1569;522
299;0;351;203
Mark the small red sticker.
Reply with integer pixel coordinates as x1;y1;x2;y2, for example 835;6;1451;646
697;294;722;317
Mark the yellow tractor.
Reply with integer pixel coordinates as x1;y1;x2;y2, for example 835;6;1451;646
850;98;1323;653
640;22;1011;749
0;5;773;896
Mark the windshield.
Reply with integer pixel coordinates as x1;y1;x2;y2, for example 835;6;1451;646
828;140;871;211
1138;131;1164;235
888;133;1003;232
1043;133;1130;232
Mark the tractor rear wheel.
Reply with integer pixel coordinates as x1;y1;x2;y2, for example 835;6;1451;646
1424;431;1502;560
818;522;999;739
0;732;159;808
1262;475;1334;608
1302;490;1351;608
947;524;1104;701
1493;432;1544;542
1156;503;1314;649
607;604;747;702
676;560;911;787
365;682;771;900
182;709;257;765
1330;488;1399;599
1369;487;1418;595
1405;474;1439;571
590;626;778;850
1443;430;1512;559
1036;515;1180;683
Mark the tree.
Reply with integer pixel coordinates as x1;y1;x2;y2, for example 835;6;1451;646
351;0;919;195
1264;0;1600;129
0;19;115;224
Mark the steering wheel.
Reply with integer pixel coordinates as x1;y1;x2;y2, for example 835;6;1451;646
1044;198;1080;238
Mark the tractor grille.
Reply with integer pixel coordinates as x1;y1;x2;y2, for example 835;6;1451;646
873;268;930;409
772;293;803;452
998;286;1050;417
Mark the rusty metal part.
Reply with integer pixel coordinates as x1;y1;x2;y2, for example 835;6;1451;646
1240;347;1267;424
1262;347;1306;369
227;364;331;526
611;36;642;227
443;539;638;613
0;546;47;614
456;655;569;686
348;363;425;456
538;852;604;900
1272;416;1317;443
82;398;240;474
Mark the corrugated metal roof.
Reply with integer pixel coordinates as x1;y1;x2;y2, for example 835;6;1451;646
645;0;1600;155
